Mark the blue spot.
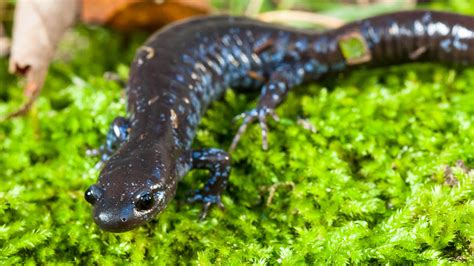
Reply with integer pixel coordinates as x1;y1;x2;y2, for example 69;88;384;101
440;39;451;52
295;39;308;51
152;168;161;179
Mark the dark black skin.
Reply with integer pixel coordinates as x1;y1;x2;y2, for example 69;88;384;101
85;11;474;232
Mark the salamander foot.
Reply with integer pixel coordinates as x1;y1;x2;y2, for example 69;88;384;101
188;148;230;220
188;192;225;220
230;107;279;151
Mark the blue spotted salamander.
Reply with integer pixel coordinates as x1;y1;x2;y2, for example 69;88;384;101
85;11;474;232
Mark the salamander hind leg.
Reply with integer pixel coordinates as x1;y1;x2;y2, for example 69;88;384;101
230;63;304;151
188;148;231;220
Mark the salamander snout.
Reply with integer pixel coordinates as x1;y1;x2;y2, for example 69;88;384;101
93;204;137;232
84;184;137;232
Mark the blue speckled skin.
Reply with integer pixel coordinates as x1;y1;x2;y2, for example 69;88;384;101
85;11;474;232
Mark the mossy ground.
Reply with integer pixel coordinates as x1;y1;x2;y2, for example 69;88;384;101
1;2;474;264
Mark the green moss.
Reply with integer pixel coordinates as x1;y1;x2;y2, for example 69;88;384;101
1;3;474;264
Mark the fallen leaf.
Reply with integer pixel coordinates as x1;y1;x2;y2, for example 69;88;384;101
6;0;79;118
81;0;209;31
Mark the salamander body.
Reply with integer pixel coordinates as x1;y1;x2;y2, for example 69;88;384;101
84;11;474;232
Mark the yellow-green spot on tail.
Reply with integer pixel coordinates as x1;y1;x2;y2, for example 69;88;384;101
338;32;372;65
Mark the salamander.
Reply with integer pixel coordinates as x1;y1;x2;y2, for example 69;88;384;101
84;10;474;232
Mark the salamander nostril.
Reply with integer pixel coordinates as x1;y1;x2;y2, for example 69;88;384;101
121;217;127;222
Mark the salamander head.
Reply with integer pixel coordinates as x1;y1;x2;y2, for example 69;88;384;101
85;155;176;232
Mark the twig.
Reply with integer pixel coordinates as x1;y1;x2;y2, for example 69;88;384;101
1;81;41;121
267;181;295;206
297;117;317;133
258;10;345;29
244;0;264;16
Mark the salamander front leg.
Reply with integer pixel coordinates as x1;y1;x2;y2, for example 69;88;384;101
230;64;303;151
95;117;130;164
188;148;231;220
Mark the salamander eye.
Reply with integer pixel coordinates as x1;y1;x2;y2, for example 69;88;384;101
136;192;154;211
84;185;103;205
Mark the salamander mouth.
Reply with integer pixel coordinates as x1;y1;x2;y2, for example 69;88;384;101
95;220;139;233
93;203;152;233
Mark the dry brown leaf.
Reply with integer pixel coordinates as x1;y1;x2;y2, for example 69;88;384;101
81;0;209;31
6;0;79;119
